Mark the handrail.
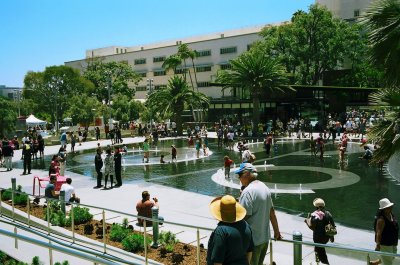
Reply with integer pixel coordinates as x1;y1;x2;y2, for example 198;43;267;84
0;227;123;265
0;217;141;265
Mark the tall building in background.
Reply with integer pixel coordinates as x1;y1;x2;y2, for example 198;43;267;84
316;0;374;20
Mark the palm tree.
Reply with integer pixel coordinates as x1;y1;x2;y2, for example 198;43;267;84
367;88;400;164
146;76;209;135
362;0;400;87
216;50;289;133
162;54;182;75
177;44;197;90
362;0;400;163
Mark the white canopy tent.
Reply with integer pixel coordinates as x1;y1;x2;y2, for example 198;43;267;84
26;114;47;126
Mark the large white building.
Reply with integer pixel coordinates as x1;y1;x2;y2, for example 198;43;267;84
64;24;283;101
316;0;374;20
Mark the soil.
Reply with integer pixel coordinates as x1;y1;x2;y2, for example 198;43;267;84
9;202;207;265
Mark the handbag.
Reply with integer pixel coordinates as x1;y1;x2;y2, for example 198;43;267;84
325;222;337;236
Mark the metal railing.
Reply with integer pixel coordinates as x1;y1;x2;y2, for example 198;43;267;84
1;179;400;265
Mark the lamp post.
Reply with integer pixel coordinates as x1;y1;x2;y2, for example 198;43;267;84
13;89;22;117
147;79;154;131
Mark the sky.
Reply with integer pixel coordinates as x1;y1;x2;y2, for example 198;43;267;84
0;0;315;87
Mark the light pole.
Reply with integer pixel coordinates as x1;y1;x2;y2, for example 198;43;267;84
13;89;22;117
147;79;154;131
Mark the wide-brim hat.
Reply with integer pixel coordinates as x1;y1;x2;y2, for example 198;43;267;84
209;195;246;223
313;198;325;208
379;198;394;210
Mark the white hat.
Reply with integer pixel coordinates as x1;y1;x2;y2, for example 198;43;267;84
313;198;325;208
379;198;394;210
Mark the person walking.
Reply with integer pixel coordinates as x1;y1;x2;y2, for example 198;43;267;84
22;139;33;175
94;148;103;189
60;131;67;149
103;148;114;189
143;138;150;163
2;141;14;171
171;145;177;163
207;195;254;265
305;198;335;265
70;133;76;153
236;163;282;265
371;198;399;265
114;146;122;187
58;147;67;176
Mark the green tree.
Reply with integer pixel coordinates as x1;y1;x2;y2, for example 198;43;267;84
0;97;17;137
177;44;198;90
23;66;93;128
162;54;182;75
146;76;209;135
362;0;400;87
259;4;365;85
111;94;145;123
216;49;289;133
65;95;100;126
83;60;141;104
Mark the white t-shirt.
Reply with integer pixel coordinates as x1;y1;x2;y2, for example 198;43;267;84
239;180;273;246
60;183;75;202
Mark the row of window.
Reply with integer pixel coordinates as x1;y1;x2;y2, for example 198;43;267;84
135;63;231;77
131;46;239;66
135;81;212;91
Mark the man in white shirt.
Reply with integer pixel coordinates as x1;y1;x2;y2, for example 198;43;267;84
60;178;80;204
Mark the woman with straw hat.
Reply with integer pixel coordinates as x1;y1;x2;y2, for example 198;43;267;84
371;198;399;265
207;195;254;265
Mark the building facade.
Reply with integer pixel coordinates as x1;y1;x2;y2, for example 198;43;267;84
0;85;22;100
316;0;374;20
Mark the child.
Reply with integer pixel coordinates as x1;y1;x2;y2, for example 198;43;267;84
171;145;177;162
160;155;166;164
338;144;346;164
223;156;233;180
203;144;209;156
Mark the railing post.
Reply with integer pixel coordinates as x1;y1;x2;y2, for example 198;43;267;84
0;189;3;216
270;240;273;265
11;178;16;221
196;228;200;265
102;210;106;253
151;206;160;248
293;231;302;265
49;239;53;265
60;190;66;214
71;204;75;243
27;196;31;227
144;220;148;265
14;227;18;249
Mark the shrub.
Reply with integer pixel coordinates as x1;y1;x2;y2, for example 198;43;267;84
31;256;40;265
121;233;149;252
71;206;93;225
109;223;130;242
1;186;29;206
159;231;179;246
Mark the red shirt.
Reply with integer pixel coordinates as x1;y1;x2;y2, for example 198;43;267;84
224;159;233;168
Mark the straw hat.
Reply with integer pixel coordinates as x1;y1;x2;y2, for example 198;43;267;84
209;195;246;223
313;198;325;208
379;198;394;210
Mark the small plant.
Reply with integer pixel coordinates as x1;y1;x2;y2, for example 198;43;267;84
84;224;94;235
109;223;130;242
159;231;179;246
71;206;93;225
122;218;129;228
31;256;40;265
121;233;149;252
1;186;29;206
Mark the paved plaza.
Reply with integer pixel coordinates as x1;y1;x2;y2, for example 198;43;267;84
0;134;396;264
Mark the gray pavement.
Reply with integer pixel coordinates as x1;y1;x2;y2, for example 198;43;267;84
0;134;387;264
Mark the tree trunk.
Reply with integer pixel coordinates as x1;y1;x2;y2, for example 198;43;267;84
175;112;184;136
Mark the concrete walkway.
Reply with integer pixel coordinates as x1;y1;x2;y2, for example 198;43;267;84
0;134;388;264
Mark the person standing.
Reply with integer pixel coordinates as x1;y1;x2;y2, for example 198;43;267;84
171;145;177;163
372;198;399;265
70;133;76;153
95;127;101;141
38;134;45;158
305;198;335;265
58;147;67;176
264;134;273;156
22;139;33;175
60;131;67;149
223;156;233;180
103;148;114;189
236;163;282;265
143;138;150;163
207;195;254;265
114;146;122;187
94;148;103;189
2;141;14;171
